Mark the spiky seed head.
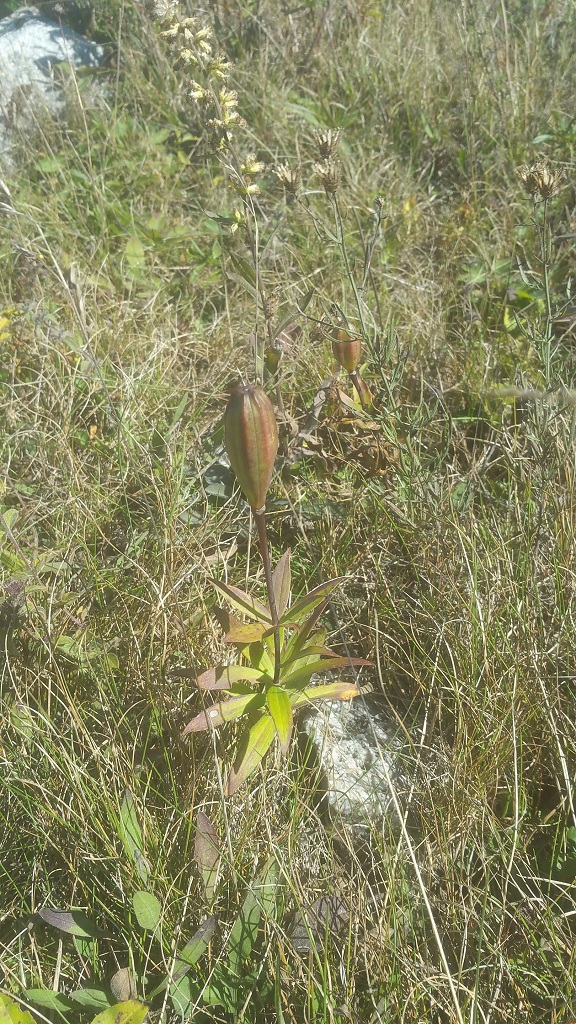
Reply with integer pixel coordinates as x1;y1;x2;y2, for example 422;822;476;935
224;385;279;512
314;128;342;159
332;327;362;372
274;163;301;196
517;161;562;201
314;158;340;194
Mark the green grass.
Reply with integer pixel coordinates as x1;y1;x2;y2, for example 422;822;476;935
1;0;576;1021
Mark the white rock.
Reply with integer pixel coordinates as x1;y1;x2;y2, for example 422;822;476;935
0;6;105;166
300;693;426;834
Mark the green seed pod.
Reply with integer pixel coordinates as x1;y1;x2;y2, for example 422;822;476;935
331;328;362;373
224;384;279;511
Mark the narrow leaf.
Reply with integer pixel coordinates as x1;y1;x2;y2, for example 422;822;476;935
194;665;263;691
182;693;264;736
227;893;261;976
132;891;161;931
293;682;359;706
278;578;346;627
119;790;149;886
226;715;276;796
194;811;220;900
213;580;272;623
267;686;293;755
150;916;217;997
173;916;217;979
271;549;291;617
283;605;330;663
283;657;371;689
37;908;102;938
90;1001;148;1024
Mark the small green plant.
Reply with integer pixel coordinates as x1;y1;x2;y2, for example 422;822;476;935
180;383;368;795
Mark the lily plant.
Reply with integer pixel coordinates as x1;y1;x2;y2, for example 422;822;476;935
180;384;368;795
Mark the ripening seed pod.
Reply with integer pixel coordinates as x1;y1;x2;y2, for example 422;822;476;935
332;328;362;373
224;384;279;512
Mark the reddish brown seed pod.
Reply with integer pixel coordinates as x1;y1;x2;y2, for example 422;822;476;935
331;328;362;373
224;384;279;511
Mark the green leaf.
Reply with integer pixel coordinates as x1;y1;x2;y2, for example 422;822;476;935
24;991;76;1012
90;1001;148;1024
69;988;114;1010
132;891;161;931
271;549;291;617
226;715;276;796
227;893;261;975
293;681;359;706
182;693;265;736
0;995;36;1024
213;580;272;623
193;665;264;691
227;252;258;298
266;686;293;755
37;907;103;938
168;975;196;1018
279;578;345;627
149;916;217;998
224;622;267;644
118;791;150;886
283;656;370;690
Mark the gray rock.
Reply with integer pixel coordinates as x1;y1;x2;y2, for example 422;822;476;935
300;692;437;836
0;6;105;166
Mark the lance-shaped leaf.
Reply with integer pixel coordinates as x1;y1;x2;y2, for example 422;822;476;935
283;656;371;690
283;604;330;664
224;621;267;644
182;693;264;737
281;644;337;672
271;549;291;618
266;685;293;755
37;908;103;938
149;916;217;997
226;714;276;796
194;665;265;691
118;790;150;886
194;810;220;900
278;578;346;627
293;682;359;706
213;580;272;623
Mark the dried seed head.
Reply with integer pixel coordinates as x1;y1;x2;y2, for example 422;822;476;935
314;158;340;194
224;385;279;511
331;328;362;373
274;163;301;196
314;128;342;159
517;161;562;201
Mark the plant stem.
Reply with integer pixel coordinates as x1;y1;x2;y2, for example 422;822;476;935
255;509;280;683
350;370;368;411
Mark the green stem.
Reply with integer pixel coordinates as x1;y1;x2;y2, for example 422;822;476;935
255;509;280;683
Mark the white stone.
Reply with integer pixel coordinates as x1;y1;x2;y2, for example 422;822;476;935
0;6;105;166
300;692;424;833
